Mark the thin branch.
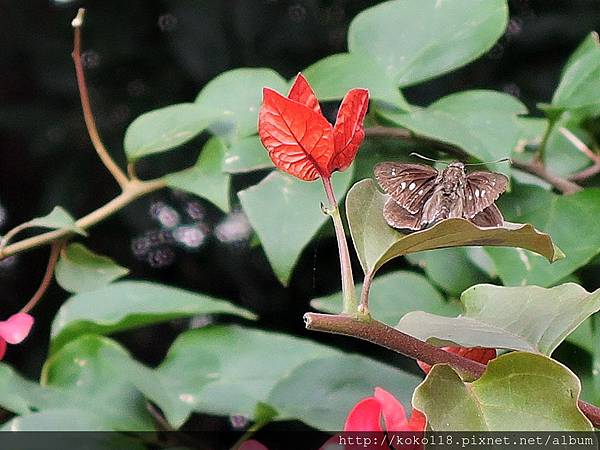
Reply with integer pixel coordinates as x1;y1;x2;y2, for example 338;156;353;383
559;127;600;182
19;240;63;314
0;179;165;261
359;269;375;315
304;312;600;427
71;8;130;190
322;176;357;314
365;126;583;195
511;159;582;194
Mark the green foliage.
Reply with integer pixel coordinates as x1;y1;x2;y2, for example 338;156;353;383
25;206;85;235
487;186;600;286
413;352;592;431
50;281;255;354
123;103;216;160
194;68;287;141
380;91;526;174
311;271;459;324
239;169;353;285
348;0;508;87
397;283;600;355
165;137;231;212
302;53;409;108
6;0;600;437
55;243;129;294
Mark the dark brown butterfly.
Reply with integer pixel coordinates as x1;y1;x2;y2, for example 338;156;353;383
374;161;508;231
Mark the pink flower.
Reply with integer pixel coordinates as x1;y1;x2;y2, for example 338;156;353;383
320;387;426;450
0;313;34;359
417;346;496;374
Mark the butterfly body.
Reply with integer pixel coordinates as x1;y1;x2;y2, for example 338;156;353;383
374;161;508;231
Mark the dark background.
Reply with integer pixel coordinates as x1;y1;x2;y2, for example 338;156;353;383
1;0;599;440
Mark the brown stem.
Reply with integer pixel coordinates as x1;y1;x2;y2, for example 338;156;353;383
365;126;584;195
359;270;375;314
19;240;63;314
0;179;165;260
71;8;129;190
511;159;582;195
304;312;600;427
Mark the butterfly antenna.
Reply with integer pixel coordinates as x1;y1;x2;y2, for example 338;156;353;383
409;152;450;165
463;157;512;166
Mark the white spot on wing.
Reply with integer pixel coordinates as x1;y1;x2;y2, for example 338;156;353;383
481;190;486;196
400;182;406;190
391;168;396;176
409;182;416;191
418;189;423;195
475;189;480;198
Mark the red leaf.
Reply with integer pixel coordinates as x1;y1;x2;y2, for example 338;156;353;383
259;88;334;180
288;73;321;114
343;397;383;432
417;346;497;374
330;88;369;173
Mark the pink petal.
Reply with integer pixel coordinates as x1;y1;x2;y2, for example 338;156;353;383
239;440;269;450
343;397;383;432
373;387;407;431
0;313;34;344
0;338;6;360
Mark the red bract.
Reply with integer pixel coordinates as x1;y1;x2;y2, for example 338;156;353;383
258;73;369;181
239;440;269;450
417;346;497;374
320;387;425;450
0;313;34;360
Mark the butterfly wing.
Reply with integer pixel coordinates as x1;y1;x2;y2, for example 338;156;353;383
383;197;423;230
374;162;438;214
463;171;508;218
471;204;504;227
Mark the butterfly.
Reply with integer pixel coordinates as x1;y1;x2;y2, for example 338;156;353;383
373;161;508;231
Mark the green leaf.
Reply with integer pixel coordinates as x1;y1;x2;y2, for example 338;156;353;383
1;409;148;445
223;135;273;173
26;206;85;235
195;68;287;141
268;354;420;430
486;185;600;286
563;32;600;75
413;352;592;430
154;324;338;426
406;248;491;296
380;90;527;171
346;179;563;277
55;243;129;294
154;324;419;430
552;37;600;111
302;53;409;109
238;169;354;285
396;283;600;355
124;103;216;160
311;271;459;325
165;137;231;212
544;115;594;177
50;281;256;354
41;336;155;431
566;318;595;355
348;0;508;87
